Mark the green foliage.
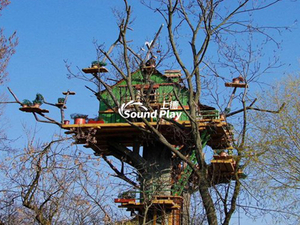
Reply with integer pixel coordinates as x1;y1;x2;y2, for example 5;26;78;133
89;116;103;121
118;190;135;199
58;97;65;103
224;107;231;114
91;60;107;67
35;93;44;101
70;113;88;119
21;94;44;106
33;93;44;105
33;99;42;105
22;99;32;106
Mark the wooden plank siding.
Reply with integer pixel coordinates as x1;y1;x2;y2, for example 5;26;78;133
99;70;197;123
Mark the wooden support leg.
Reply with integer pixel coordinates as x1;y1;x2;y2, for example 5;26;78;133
168;210;173;225
153;208;157;225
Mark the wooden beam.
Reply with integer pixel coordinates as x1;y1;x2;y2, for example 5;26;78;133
82;67;109;74
107;141;147;169
225;82;248;88
19;107;49;114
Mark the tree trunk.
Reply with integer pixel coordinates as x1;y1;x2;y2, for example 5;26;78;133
139;141;179;224
142;142;172;195
182;191;191;224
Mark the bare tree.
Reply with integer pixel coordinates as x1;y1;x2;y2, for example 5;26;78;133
0;0;17;145
1;1;292;224
0;131;115;225
244;74;300;224
0;0;17;84
71;1;286;224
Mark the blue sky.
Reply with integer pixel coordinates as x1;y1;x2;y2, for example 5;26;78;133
2;1;300;140
1;1;300;224
1;0;167;142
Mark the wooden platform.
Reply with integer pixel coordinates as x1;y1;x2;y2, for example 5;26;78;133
55;103;67;109
82;67;108;74
115;195;183;225
117;196;183;210
208;169;246;185
62;91;76;95
62;119;234;153
19;107;49;114
211;156;235;173
114;198;136;204
225;82;248;88
207;155;246;184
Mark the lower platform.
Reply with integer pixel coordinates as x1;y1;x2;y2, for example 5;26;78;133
116;195;183;210
115;195;183;225
208;155;246;184
211;155;236;173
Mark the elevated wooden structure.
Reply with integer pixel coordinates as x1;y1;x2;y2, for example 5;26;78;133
13;57;247;224
209;155;245;184
58;66;243;224
55;103;67;109
82;67;109;74
225;82;248;88
62;117;233;155
19;106;49;114
58;66;245;224
115;195;183;225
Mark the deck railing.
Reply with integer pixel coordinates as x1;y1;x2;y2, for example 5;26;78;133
197;110;220;120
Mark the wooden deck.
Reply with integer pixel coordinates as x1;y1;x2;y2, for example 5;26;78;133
225;82;248;88
115;196;183;225
62;119;233;154
82;67;109;74
19;107;49;114
211;155;235;173
208;155;246;184
116;195;183;211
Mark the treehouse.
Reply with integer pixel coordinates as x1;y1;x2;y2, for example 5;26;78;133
62;67;234;155
98;69;215;123
8;62;244;225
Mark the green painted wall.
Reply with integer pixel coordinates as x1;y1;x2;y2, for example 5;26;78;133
98;70;197;123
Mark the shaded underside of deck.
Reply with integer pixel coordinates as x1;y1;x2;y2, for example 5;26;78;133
63;119;233;156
